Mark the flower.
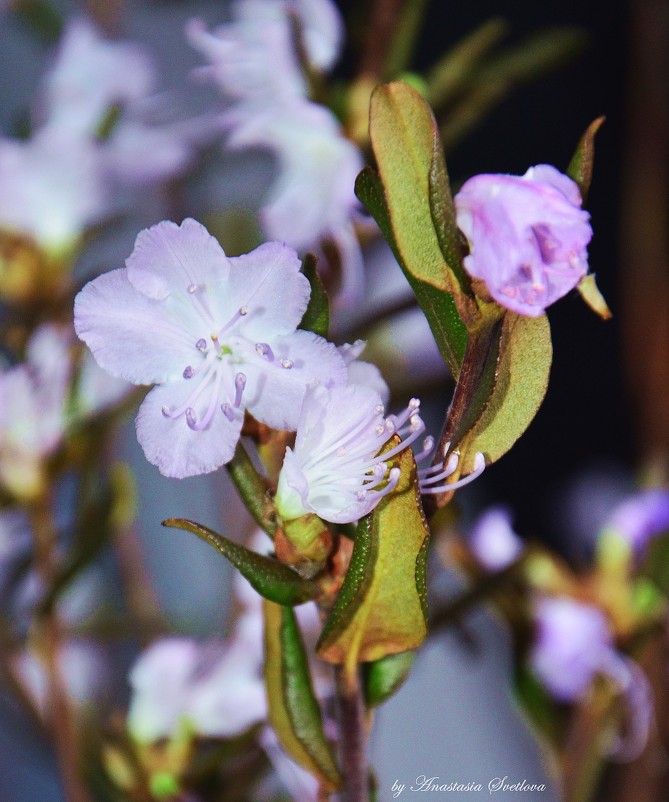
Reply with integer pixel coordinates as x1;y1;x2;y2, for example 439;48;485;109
127;635;267;743
605;488;669;556
74;218;347;478
187;2;365;309
275;383;425;524
467;507;524;571
455;164;592;316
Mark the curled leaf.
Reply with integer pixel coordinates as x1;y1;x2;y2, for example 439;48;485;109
163;519;319;606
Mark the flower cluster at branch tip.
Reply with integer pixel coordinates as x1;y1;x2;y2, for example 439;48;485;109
275;383;426;524
74;218;347;478
455;165;592;316
531;596;652;760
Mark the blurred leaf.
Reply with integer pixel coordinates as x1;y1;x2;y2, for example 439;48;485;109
427;18;509;109
440;28;587;151
163;519;319;606
577;274;612;320
457;313;552;473
567;116;606;204
317;447;429;665
14;0;63;42
382;0;430;79
300;253;329;337
364;650;416;707
263;601;341;790
95;104;123;142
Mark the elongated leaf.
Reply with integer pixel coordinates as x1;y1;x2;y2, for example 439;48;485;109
364;650;416;707
300;253;329;337
355;167;467;376
578;274;612;320
365;82;470;375
567;117;605;204
163;519;318;606
317;447;429;665
457;313;552;473
263;601;341;790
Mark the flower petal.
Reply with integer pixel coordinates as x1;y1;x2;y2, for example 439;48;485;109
74;269;194;384
243;330;347;431
126;218;231;300
225;242;309;337
135;380;243;478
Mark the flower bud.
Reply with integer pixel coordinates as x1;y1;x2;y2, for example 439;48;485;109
455;164;592;316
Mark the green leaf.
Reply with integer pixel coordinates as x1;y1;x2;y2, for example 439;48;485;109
300;253;329;337
364;650;416;707
163;519;319;606
457;313;552;473
577;274;612;320
364;82;470;376
263;601;341;790
227;443;276;536
567;116;605;204
317;447;429;666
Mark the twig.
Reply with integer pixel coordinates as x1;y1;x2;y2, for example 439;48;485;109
335;666;369;802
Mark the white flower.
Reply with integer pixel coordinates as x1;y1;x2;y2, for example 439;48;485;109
0;127;105;251
74;218;347;478
275;383;425;524
467;507;524;571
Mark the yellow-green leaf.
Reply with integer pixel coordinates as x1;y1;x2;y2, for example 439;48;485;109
577;274;612;320
457;313;552;473
263;601;341;790
567;116;605;204
364;650;417;707
317;447;429;667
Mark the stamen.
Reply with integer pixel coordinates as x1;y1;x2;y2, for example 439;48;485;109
217;307;248;338
239;306;248;316
234;372;246;407
281;359;294;369
419;452;460;485
375;424;385;435
413;436;435;464
183;365;194;379
162;405;170;417
186;408;197;428
221;403;234;421
255;343;274;361
196;338;207;352
188;283;198;294
420;452;486;494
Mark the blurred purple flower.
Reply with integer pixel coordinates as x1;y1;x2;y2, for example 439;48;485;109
468;507;524;571
75;218;346;478
606;488;669;555
455;165;592;316
275;384;425;524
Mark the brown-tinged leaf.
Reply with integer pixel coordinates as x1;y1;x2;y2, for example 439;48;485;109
567;116;606;204
577;273;612;320
316;447;429;666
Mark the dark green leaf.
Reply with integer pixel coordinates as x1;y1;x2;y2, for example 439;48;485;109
264;601;341;790
14;0;63;42
364;650;416;707
163;519;318;606
300;253;329;337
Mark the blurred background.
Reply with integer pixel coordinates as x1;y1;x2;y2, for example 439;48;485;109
1;0;667;800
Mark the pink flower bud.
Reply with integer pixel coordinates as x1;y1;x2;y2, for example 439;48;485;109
455;165;592;316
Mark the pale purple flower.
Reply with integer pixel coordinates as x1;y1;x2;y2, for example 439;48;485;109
0;127;105;251
38;17;155;137
605;489;669;555
260;727;320;802
468;507;524;571
275;383;425;524
127;635;267;743
455;165;592;316
74;218;346;478
530;595;652;760
338;340;390;404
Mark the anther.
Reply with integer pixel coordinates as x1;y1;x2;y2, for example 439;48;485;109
281;359;294;369
239;306;248;316
375;424;385;435
161;405;171;418
196;338;207;351
374;405;384;416
409;398;420;410
234;372;246;407
188;283;198;294
183;365;194;379
221;403;234;421
186;408;198;429
255;343;274;361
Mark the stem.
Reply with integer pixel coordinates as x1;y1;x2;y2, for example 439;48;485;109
31;495;92;802
335;666;368;802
